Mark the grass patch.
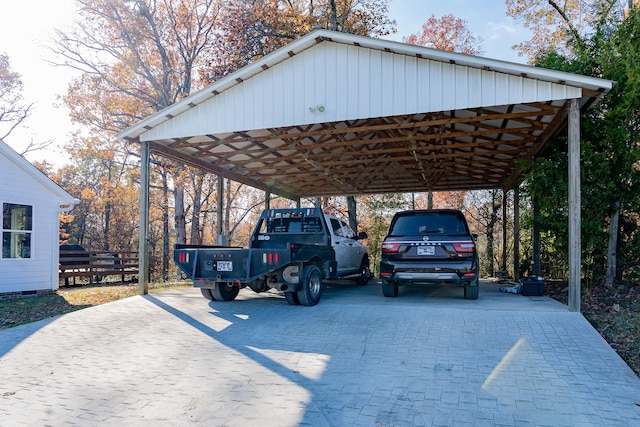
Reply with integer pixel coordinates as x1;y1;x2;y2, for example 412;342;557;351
0;281;191;330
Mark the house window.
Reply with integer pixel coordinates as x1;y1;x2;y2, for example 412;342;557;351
2;203;32;259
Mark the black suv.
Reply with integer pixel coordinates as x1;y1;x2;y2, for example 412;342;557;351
379;209;479;299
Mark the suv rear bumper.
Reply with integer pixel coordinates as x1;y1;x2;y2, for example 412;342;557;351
392;271;468;283
380;260;478;284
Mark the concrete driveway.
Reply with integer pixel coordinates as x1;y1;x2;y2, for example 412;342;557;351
1;280;639;426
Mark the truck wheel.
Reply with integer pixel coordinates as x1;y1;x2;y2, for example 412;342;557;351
464;279;479;300
382;280;398;297
284;291;301;305
355;257;371;286
212;282;240;301
297;265;323;306
201;288;216;301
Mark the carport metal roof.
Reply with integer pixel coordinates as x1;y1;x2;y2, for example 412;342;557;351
117;29;612;200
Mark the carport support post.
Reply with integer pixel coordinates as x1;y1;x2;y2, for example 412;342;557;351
138;140;150;295
216;175;226;246
513;187;520;281
568;98;581;312
501;190;507;272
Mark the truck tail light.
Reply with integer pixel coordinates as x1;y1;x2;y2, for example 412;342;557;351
264;252;280;264
381;242;401;253
178;252;189;263
453;242;475;253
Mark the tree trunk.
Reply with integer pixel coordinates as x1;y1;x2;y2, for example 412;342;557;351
347;196;357;232
605;201;620;286
486;222;495;277
329;0;338;30
189;174;203;245
532;197;541;277
174;177;187;246
485;190;501;277
103;201;111;251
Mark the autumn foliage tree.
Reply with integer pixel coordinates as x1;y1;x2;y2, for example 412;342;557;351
0;53;32;141
403;14;483;55
52;0;222;278
203;0;396;82
50;0;397;281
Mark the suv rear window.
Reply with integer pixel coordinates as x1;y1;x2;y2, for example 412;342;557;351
389;212;468;236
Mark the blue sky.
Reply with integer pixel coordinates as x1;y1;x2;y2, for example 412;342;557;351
0;0;531;166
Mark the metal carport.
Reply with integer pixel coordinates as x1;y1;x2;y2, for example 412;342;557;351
116;29;613;312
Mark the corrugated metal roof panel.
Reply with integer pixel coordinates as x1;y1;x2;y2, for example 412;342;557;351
141;41;584;142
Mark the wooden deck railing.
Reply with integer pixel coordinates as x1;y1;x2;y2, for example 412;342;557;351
59;250;139;285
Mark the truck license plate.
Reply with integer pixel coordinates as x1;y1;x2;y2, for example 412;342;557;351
417;246;435;256
217;261;233;272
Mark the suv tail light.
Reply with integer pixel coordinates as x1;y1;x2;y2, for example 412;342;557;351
381;242;401;253
452;242;475;253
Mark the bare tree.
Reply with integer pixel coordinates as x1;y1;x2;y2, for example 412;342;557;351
0;53;32;140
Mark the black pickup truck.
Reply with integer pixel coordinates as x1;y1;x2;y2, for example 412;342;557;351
174;207;370;306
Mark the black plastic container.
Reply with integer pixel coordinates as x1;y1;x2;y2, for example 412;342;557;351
521;277;544;296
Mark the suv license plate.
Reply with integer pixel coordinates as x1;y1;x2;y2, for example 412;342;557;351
417;246;435;256
217;261;233;272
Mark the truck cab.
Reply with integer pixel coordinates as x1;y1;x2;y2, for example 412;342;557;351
325;215;369;277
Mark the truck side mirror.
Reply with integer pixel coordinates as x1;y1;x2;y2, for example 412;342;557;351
357;231;368;240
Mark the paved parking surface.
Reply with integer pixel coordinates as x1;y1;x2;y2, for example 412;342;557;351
1;280;639;426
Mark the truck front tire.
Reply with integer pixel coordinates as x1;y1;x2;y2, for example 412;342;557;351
297;265;323;306
212;282;240;301
355;257;371;286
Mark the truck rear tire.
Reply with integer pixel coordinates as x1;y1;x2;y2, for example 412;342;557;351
201;288;216;301
297;265;323;306
382;280;398;297
212;282;240;301
284;291;301;305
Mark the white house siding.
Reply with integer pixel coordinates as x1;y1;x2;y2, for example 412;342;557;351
141;41;583;142
0;145;73;294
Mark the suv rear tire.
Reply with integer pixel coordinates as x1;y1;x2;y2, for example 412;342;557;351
382;280;398;297
464;280;479;300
